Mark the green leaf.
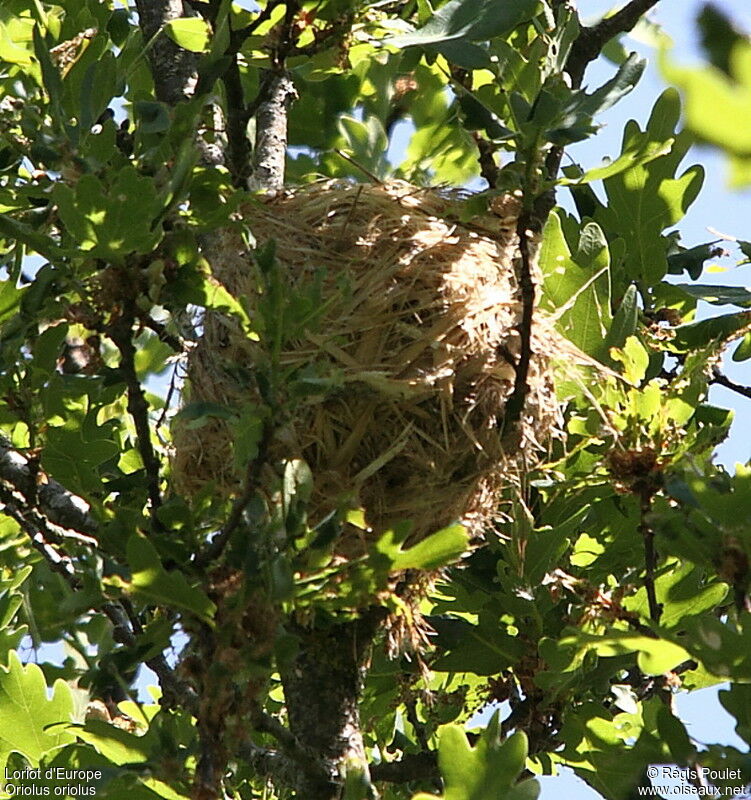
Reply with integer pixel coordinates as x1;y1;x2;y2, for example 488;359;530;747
662;41;751;186
134;100;171;134
560;136;673;185
0;651;75;771
572;53;646;119
126;534;216;623
164;18;212;53
53;166;164;260
174;401;236;430
593;89;704;284
604;284;638;354
74;718;151;765
719;684;751;745
0;214;71;265
430;615;524;675
337;115;389;179
0;17;35;65
32;25;63;111
674;283;751;308
667;242;722;280
610;336;649;384
542;630;691;681
42;427;120;495
377;523;468;571
733;331;751;362
540;212;612;360
0;276;22;325
386;0;539;48
416;719;535;800
672;311;751;352
193;273;255;335
697;4;744;76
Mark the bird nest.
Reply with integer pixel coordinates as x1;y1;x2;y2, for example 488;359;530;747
172;181;559;541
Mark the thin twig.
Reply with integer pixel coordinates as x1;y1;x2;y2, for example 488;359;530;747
639;489;661;622
1;486;197;710
504;213;537;429
109;316;163;522
157;360;183;431
539;0;661;214
141;316;185;352
333;149;384;184
0;488;81;585
251;707;329;783
194;422;271;567
104;598;198;711
711;367;751;400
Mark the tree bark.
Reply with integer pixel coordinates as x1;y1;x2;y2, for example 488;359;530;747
0;434;98;536
134;0;199;106
251;70;297;192
280;612;384;799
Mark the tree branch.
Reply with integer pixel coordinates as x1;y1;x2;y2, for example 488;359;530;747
141;316;186;353
504;213;537;431
711;367;751;400
639;489;661;622
0;485;197;711
539;0;660;210
239;742;304;790
369;752;439;784
134;0;200;106
0;487;81;584
567;0;660;88
109;316;163;522
250;707;330;784
0;434;98;537
222;58;253;188
194;421;271;567
250;70;298;192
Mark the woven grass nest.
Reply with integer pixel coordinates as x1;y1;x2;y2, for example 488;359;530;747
173;180;559;541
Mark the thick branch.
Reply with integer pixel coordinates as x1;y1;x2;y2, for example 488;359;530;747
251;71;297;192
240;742;302;790
134;0;199;106
222;58;253;188
250;708;330;785
280;609;387;799
0;434;98;536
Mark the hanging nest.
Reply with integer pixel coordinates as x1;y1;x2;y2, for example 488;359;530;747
172;181;560;541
